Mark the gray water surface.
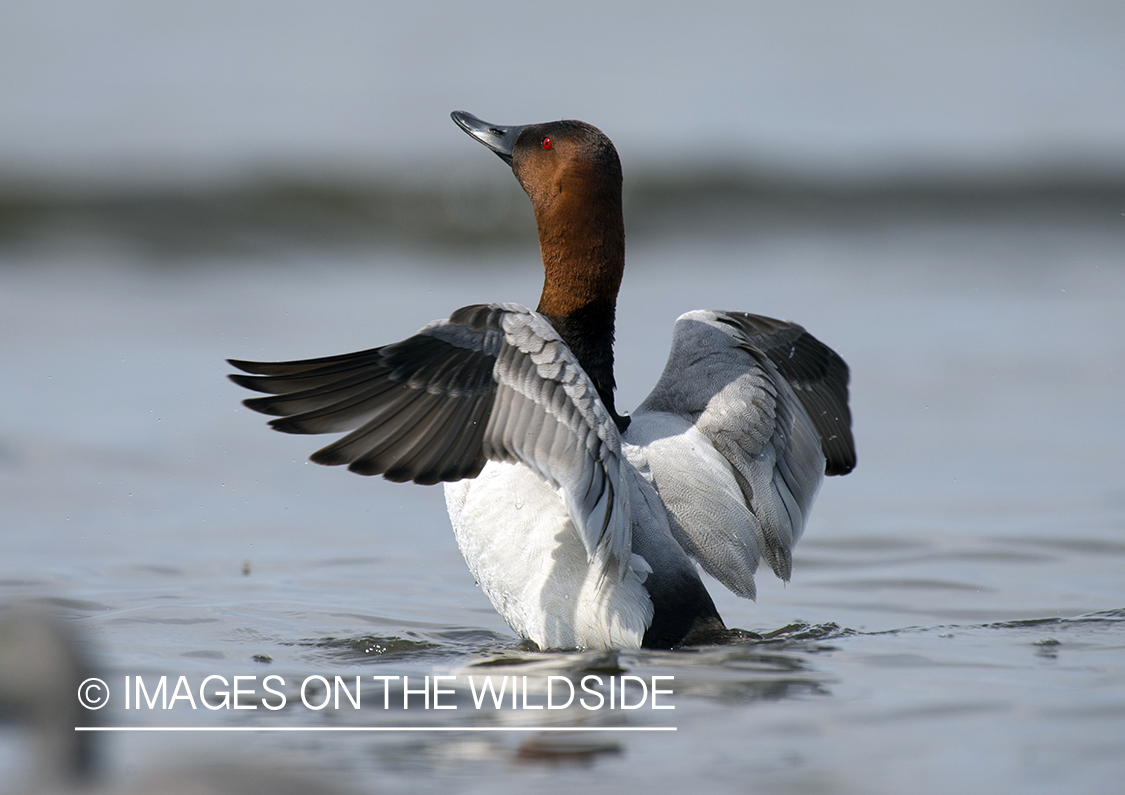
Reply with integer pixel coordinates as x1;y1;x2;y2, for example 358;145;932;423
2;211;1123;794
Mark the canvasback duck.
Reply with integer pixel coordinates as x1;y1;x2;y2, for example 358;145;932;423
229;111;855;650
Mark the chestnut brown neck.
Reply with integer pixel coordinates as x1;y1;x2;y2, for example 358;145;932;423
532;175;628;431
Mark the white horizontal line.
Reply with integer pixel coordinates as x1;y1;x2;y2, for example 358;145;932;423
76;726;676;732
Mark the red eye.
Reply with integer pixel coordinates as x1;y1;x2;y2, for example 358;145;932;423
541;137;552;150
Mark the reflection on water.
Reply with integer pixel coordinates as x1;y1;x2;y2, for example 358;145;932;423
10;597;1123;793
307;631;507;664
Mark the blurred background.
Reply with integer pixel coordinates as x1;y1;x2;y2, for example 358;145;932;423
2;0;1123;250
2;3;1124;794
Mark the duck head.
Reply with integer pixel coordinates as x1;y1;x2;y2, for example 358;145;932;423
451;110;628;430
451;111;624;315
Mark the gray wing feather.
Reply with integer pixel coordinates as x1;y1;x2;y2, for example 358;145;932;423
634;310;852;589
229;302;630;577
714;312;855;475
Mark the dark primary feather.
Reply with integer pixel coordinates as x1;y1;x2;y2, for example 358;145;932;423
713;312;856;476
228;304;505;485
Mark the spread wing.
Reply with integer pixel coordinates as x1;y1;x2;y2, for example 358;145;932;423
228;303;630;577
633;310;854;592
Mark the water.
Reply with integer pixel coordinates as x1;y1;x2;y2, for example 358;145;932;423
1;208;1124;793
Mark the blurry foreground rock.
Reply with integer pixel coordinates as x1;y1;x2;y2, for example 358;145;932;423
0;604;355;795
0;604;95;791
